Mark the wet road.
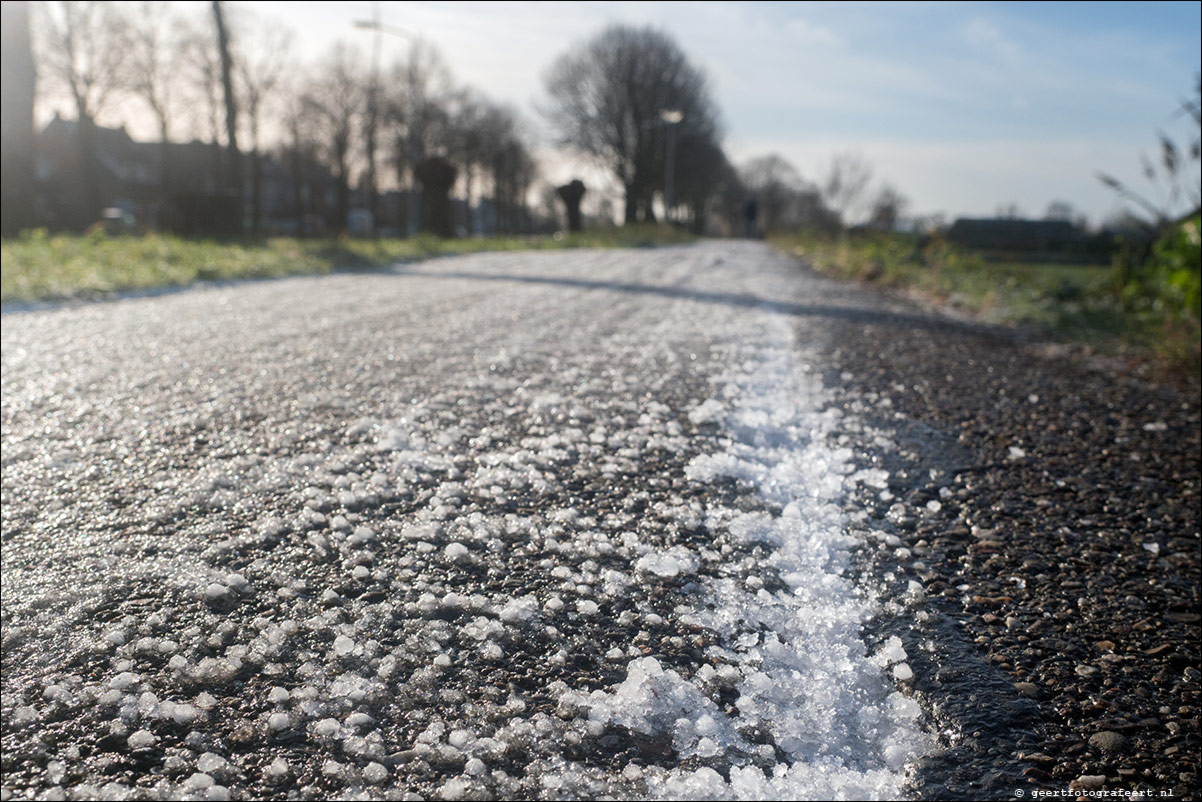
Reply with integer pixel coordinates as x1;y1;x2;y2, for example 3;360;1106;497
2;242;932;800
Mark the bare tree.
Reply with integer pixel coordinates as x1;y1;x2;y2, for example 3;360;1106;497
302;43;364;233
127;1;196;220
1043;200;1076;221
543;25;721;225
1043;199;1088;230
740;154;804;232
493;139;537;234
384;38;455;234
178;18;224;148
738;154;839;233
674;135;737;234
866;184;908;231
277;82;325;234
32;0;132;223
446;89;493;235
231;9;293;235
33;1;129;127
473;103;536;234
821;152;873;228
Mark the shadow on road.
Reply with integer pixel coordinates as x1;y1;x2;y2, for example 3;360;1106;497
2;257;1013;346
420;268;1010;340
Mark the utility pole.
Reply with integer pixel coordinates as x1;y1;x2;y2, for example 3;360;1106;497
212;0;242;233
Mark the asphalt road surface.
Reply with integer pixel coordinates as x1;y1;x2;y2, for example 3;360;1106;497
3;242;1198;801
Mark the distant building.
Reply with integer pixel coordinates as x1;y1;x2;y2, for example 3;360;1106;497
947;218;1081;252
36;114;230;232
31;116;346;236
945;216;1126;264
26;116;534;238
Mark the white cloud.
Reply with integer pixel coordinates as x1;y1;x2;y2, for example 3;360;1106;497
961;16;1023;65
782;17;839;46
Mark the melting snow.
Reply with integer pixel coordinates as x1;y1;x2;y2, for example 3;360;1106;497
587;317;930;798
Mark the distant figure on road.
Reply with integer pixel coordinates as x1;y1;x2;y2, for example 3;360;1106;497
556;179;586;233
742;198;758;239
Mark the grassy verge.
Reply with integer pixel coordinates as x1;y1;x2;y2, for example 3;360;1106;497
769;225;1200;377
0;225;695;304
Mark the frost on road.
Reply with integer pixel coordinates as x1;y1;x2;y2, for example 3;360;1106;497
1;242;929;800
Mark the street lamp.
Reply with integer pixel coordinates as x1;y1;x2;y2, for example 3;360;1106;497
353;10;420;237
659;109;683;225
353;17;421;39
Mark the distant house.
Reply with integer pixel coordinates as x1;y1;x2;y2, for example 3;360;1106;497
33;116;347;236
947;217;1082;252
36;114;229;232
28;116;538;238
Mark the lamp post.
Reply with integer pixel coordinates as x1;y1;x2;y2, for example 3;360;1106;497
659;109;683;225
353;11;420;237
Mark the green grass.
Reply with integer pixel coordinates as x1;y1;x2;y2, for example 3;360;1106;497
0;225;695;304
770;230;1199;377
7;224;1194;376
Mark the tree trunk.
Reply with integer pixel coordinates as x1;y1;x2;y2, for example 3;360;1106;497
251;148;263;236
335;147;349;235
397;139;410;234
463;164;474;235
365;97;378;238
159;120;171;230
212;1;242;234
289;136;303;231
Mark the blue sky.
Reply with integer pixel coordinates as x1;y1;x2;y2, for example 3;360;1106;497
190;2;1202;223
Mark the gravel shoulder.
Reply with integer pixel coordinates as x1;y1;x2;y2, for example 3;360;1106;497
802;263;1201;800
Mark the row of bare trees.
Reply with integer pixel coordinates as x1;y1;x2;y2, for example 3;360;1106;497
737;152;911;234
15;2;913;237
25;1;540;235
286;36;540;235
